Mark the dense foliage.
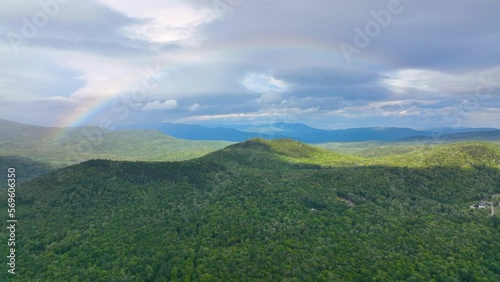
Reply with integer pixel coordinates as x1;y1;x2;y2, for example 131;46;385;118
1;139;499;281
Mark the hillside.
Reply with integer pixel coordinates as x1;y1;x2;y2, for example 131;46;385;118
318;140;500;159
402;130;500;142
382;142;500;168
248;140;500;168
0;156;54;183
2;140;499;281
0;119;232;168
316;141;417;157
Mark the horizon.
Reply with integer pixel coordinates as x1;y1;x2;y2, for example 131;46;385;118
2;118;499;132
1;1;499;130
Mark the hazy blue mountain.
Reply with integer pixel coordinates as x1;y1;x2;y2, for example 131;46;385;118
240;122;326;138
240;123;499;142
117;122;288;142
121;122;423;142
120;121;499;143
239;123;424;142
422;127;498;135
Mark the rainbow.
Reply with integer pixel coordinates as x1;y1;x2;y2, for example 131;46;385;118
45;97;118;144
45;37;387;144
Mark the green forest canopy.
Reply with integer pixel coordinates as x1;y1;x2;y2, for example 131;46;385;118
0;139;499;281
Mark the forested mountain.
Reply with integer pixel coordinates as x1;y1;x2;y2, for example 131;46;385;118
3;139;499;281
316;141;430;158
0;119;231;168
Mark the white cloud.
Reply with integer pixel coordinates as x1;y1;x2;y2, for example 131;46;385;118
62;53;145;101
189;103;201;112
382;67;500;96
258;91;283;104
143;99;178;111
463;108;500;128
243;73;289;93
96;0;217;44
177;112;285;122
366;100;438;109
177;107;318;123
397;107;421;117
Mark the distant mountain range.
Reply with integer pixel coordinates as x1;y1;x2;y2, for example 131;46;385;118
118;121;500;143
2;119;499;146
118;122;278;142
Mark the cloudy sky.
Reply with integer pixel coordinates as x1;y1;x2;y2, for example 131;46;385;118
1;0;499;129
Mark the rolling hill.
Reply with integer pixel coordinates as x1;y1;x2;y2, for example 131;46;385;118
381;142;500;168
0;119;232;168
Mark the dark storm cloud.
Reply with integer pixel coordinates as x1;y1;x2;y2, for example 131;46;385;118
199;0;500;71
275;67;383;88
370;1;500;71
272;66;390;101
